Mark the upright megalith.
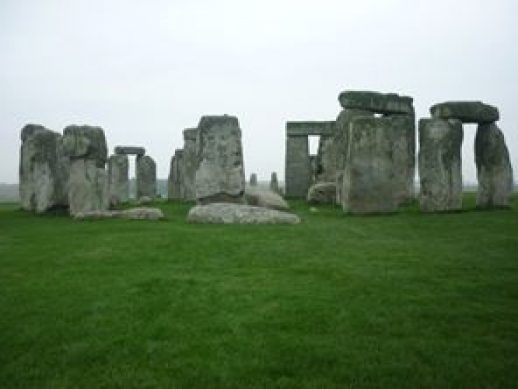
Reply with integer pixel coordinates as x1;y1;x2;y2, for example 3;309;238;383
136;155;157;200
314;135;336;183
195;115;245;204
269;172;280;193
168;149;184;200
418;118;463;212
475;123;513;208
19;124;69;213
181;128;198;200
249;173;258;187
108;154;129;205
342;116;399;214
63;125;109;215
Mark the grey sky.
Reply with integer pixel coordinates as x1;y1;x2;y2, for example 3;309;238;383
1;0;517;184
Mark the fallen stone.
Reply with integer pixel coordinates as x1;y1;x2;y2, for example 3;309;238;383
187;203;300;224
307;182;336;205
418;118;463;212
430;101;499;123
114;146;146;156
475;123;514;208
245;187;290;210
338;90;414;115
74;207;164;220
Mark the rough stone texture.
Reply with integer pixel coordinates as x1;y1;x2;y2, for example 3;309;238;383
285;135;311;198
314;136;337;183
182;128;198;200
74;207;164;220
338;90;414;115
63;125;108;167
389;113;416;204
269;172;280;194
114;146;146;156
195;115;246;204
187;203;300;224
307;182;337;205
245;187;290;211
418;118;463;212
19;124;69;213
108;154;129;206
68;159;109;215
286;121;336;137
249;173;258;187
430;101;499;124
136;155;157;200
168;149;184;200
475;123;513;208
342;116;399;214
334;109;374;205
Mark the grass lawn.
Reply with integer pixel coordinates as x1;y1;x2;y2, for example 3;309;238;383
0;194;517;388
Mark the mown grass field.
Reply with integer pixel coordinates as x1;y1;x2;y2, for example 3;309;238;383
1;195;517;388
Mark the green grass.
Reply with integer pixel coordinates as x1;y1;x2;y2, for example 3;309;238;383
1;195;517;388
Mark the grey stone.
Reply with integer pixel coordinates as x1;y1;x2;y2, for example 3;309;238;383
19;124;69;213
285;135;311;198
63;125;108;167
249;173;258;187
307;182;336;205
136;155;157;200
108;154;129;206
114;146;146;156
182;128;198;200
389;113;416;204
168;149;184;200
342;116;399;214
269;172;280;194
68;159;109;215
286;121;336;137
418;118;463;212
245;187;289;210
314;135;337;183
430;101;499;123
338;90;414;115
475;123;513;208
195;115;246;204
74;207;164;220
187;203;300;224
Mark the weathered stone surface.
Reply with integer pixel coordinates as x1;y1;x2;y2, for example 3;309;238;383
187;203;300;224
285;135;311;198
430;101;499;123
338;90;414;115
182;128;198;200
195;115;246;204
136;155;157;200
168;149;183;200
68;159;109;215
475;123;513;208
74;207;164;220
63;125;107;167
418;118;463;212
286;121;336;137
342;116;399;214
313;135;336;183
269;172;280;194
245;187;289;210
334;109;374;204
307;182;336;205
19;124;69;213
108;154;129;206
114;146;146;156
249;173;258;187
390;114;416;204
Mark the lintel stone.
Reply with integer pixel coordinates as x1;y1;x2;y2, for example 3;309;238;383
430;101;499;123
114;146;146;156
338;90;414;115
286;121;336;137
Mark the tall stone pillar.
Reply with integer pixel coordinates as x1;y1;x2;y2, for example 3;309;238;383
475;123;513;208
168;149;184;200
136;155;157;200
418;118;463;212
182;128;198;200
285;135;311;198
108;154;129;205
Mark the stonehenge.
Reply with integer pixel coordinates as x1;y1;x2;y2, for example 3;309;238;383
136;155;157;200
167;149;184;201
108;154;129;205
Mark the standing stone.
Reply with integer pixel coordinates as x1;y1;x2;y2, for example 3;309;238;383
342;116;399;214
168;149;184;200
19;124;69;213
389;113;416;204
269;172;280;193
418;118;463;212
285;135;311;198
182;128;198;200
136;155;157;200
249;173;258;187
475;123;513;208
314;136;336;183
63;125;109;215
108;154;129;205
195;115;245;204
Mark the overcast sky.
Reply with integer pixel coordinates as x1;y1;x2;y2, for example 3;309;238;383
1;0;517;184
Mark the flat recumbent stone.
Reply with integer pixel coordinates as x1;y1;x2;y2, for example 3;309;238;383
338;90;414;115
430;101;499;123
